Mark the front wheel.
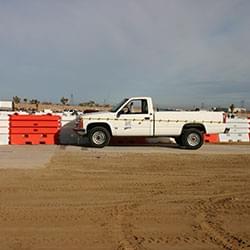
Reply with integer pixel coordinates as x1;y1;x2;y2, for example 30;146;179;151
88;127;111;148
181;128;204;150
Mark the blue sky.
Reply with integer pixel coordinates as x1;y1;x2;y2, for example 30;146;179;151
0;0;250;108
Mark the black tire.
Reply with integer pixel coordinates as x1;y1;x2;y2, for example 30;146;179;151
88;126;111;148
181;128;203;150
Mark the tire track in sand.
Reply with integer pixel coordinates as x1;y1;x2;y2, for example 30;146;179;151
110;204;148;250
187;196;250;250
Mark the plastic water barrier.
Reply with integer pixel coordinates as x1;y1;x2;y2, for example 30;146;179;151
9;114;61;145
0;112;10;145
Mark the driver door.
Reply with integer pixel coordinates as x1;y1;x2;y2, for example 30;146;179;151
113;99;152;136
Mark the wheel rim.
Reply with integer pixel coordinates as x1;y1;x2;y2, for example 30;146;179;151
92;131;106;145
187;133;200;147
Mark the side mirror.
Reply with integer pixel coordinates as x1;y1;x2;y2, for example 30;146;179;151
117;107;128;117
116;111;122;118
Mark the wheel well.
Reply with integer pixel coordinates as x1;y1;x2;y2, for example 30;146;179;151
87;123;112;136
182;123;206;134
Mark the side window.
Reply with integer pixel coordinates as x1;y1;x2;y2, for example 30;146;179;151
121;99;148;114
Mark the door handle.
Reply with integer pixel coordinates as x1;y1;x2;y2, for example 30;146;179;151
144;117;150;120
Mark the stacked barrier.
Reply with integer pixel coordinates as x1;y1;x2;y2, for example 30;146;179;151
9;114;61;145
219;117;250;142
60;113;77;127
204;133;220;143
249;116;250;141
0;112;10;145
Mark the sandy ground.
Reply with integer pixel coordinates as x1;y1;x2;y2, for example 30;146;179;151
0;145;250;250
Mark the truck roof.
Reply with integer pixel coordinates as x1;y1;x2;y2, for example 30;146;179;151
127;97;151;99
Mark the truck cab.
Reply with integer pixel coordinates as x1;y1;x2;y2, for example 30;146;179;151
112;97;154;136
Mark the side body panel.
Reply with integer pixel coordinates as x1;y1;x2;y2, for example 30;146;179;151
154;111;225;136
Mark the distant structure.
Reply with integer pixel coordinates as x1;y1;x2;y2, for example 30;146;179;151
240;100;245;108
228;107;247;113
0;100;13;111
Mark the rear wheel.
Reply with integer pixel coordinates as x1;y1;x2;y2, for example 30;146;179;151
181;128;203;150
88;126;111;148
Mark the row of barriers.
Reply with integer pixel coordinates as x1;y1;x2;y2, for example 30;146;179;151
0;112;250;145
0;112;78;145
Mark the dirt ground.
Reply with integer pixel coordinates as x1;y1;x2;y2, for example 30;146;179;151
0;146;250;250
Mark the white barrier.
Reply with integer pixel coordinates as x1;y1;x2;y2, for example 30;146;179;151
0;127;9;134
218;117;250;142
0;134;9;145
0;112;10;145
60;114;77;127
219;133;249;142
249;116;250;141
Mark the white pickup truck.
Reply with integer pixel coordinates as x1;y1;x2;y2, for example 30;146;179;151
74;97;227;149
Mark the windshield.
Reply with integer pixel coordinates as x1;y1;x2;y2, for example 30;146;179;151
111;98;129;112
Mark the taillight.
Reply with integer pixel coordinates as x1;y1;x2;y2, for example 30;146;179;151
75;117;83;129
79;117;83;128
223;113;227;123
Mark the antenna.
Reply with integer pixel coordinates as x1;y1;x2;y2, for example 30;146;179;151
240;100;245;108
70;94;74;105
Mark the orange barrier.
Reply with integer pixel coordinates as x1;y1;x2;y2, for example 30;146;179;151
204;134;220;143
10;114;60;121
9;120;60;127
9;114;61;145
10;127;59;134
10;134;57;145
